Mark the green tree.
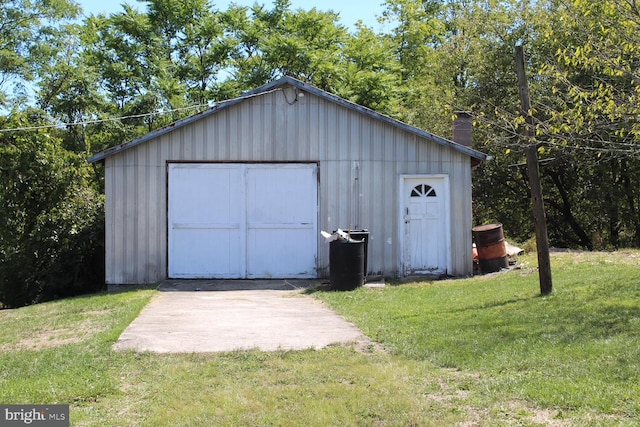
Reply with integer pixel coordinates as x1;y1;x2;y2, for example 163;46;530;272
0;110;104;308
85;8;167;135
144;0;235;105
380;0;449;133
526;0;640;248
0;0;79;106
36;23;109;153
465;0;640;249
441;0;543;241
82;0;237;139
226;0;349;90
335;24;401;114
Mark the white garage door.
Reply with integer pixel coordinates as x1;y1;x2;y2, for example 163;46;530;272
168;163;318;279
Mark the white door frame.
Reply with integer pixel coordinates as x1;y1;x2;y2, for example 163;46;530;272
399;174;452;276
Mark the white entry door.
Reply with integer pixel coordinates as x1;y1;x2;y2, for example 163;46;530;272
168;163;318;279
401;176;450;276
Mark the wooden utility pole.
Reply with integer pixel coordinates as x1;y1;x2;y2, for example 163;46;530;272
515;45;553;295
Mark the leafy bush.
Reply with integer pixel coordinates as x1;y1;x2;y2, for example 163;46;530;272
0;111;105;308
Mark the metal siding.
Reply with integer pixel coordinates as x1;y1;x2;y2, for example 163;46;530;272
104;159;116;284
135;147;145;282
107;155;130;284
114;156;126;284
103;87;474;284
104;145;165;284
253;101;267;159
123;154;135;283
238;103;249;159
193;118;204;159
147;141;161;282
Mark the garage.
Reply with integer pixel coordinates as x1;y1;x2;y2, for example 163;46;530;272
89;76;490;286
168;163;318;279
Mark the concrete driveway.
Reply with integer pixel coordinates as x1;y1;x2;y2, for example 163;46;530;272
113;280;370;353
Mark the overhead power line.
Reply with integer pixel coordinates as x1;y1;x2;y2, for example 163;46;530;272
0;88;284;133
0;103;211;133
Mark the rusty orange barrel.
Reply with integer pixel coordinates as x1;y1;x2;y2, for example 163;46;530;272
472;223;508;273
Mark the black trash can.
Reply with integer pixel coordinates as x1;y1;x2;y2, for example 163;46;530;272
330;239;365;291
347;229;369;279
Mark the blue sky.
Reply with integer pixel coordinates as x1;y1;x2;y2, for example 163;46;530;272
75;0;390;31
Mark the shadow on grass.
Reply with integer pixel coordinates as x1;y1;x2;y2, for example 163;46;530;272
443;294;542;314
303;282;342;294
554;302;640;342
0;284;157;311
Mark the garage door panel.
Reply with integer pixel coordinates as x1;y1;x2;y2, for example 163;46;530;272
170;228;242;278
168;164;245;278
247;228;317;278
246;165;317;278
247;166;317;224
170;166;241;224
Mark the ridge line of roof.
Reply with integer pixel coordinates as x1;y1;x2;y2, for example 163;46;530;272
88;75;490;163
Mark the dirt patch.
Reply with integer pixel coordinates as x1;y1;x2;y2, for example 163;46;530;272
351;337;387;354
448;398;567;426
423;369;569;426
499;401;566;427
7;328;87;350
0;310;113;351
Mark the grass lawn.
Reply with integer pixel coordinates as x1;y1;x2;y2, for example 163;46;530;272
1;251;639;426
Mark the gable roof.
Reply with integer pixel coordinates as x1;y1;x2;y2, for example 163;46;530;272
88;76;490;164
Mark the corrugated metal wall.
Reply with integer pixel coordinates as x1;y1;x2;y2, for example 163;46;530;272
104;86;473;284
